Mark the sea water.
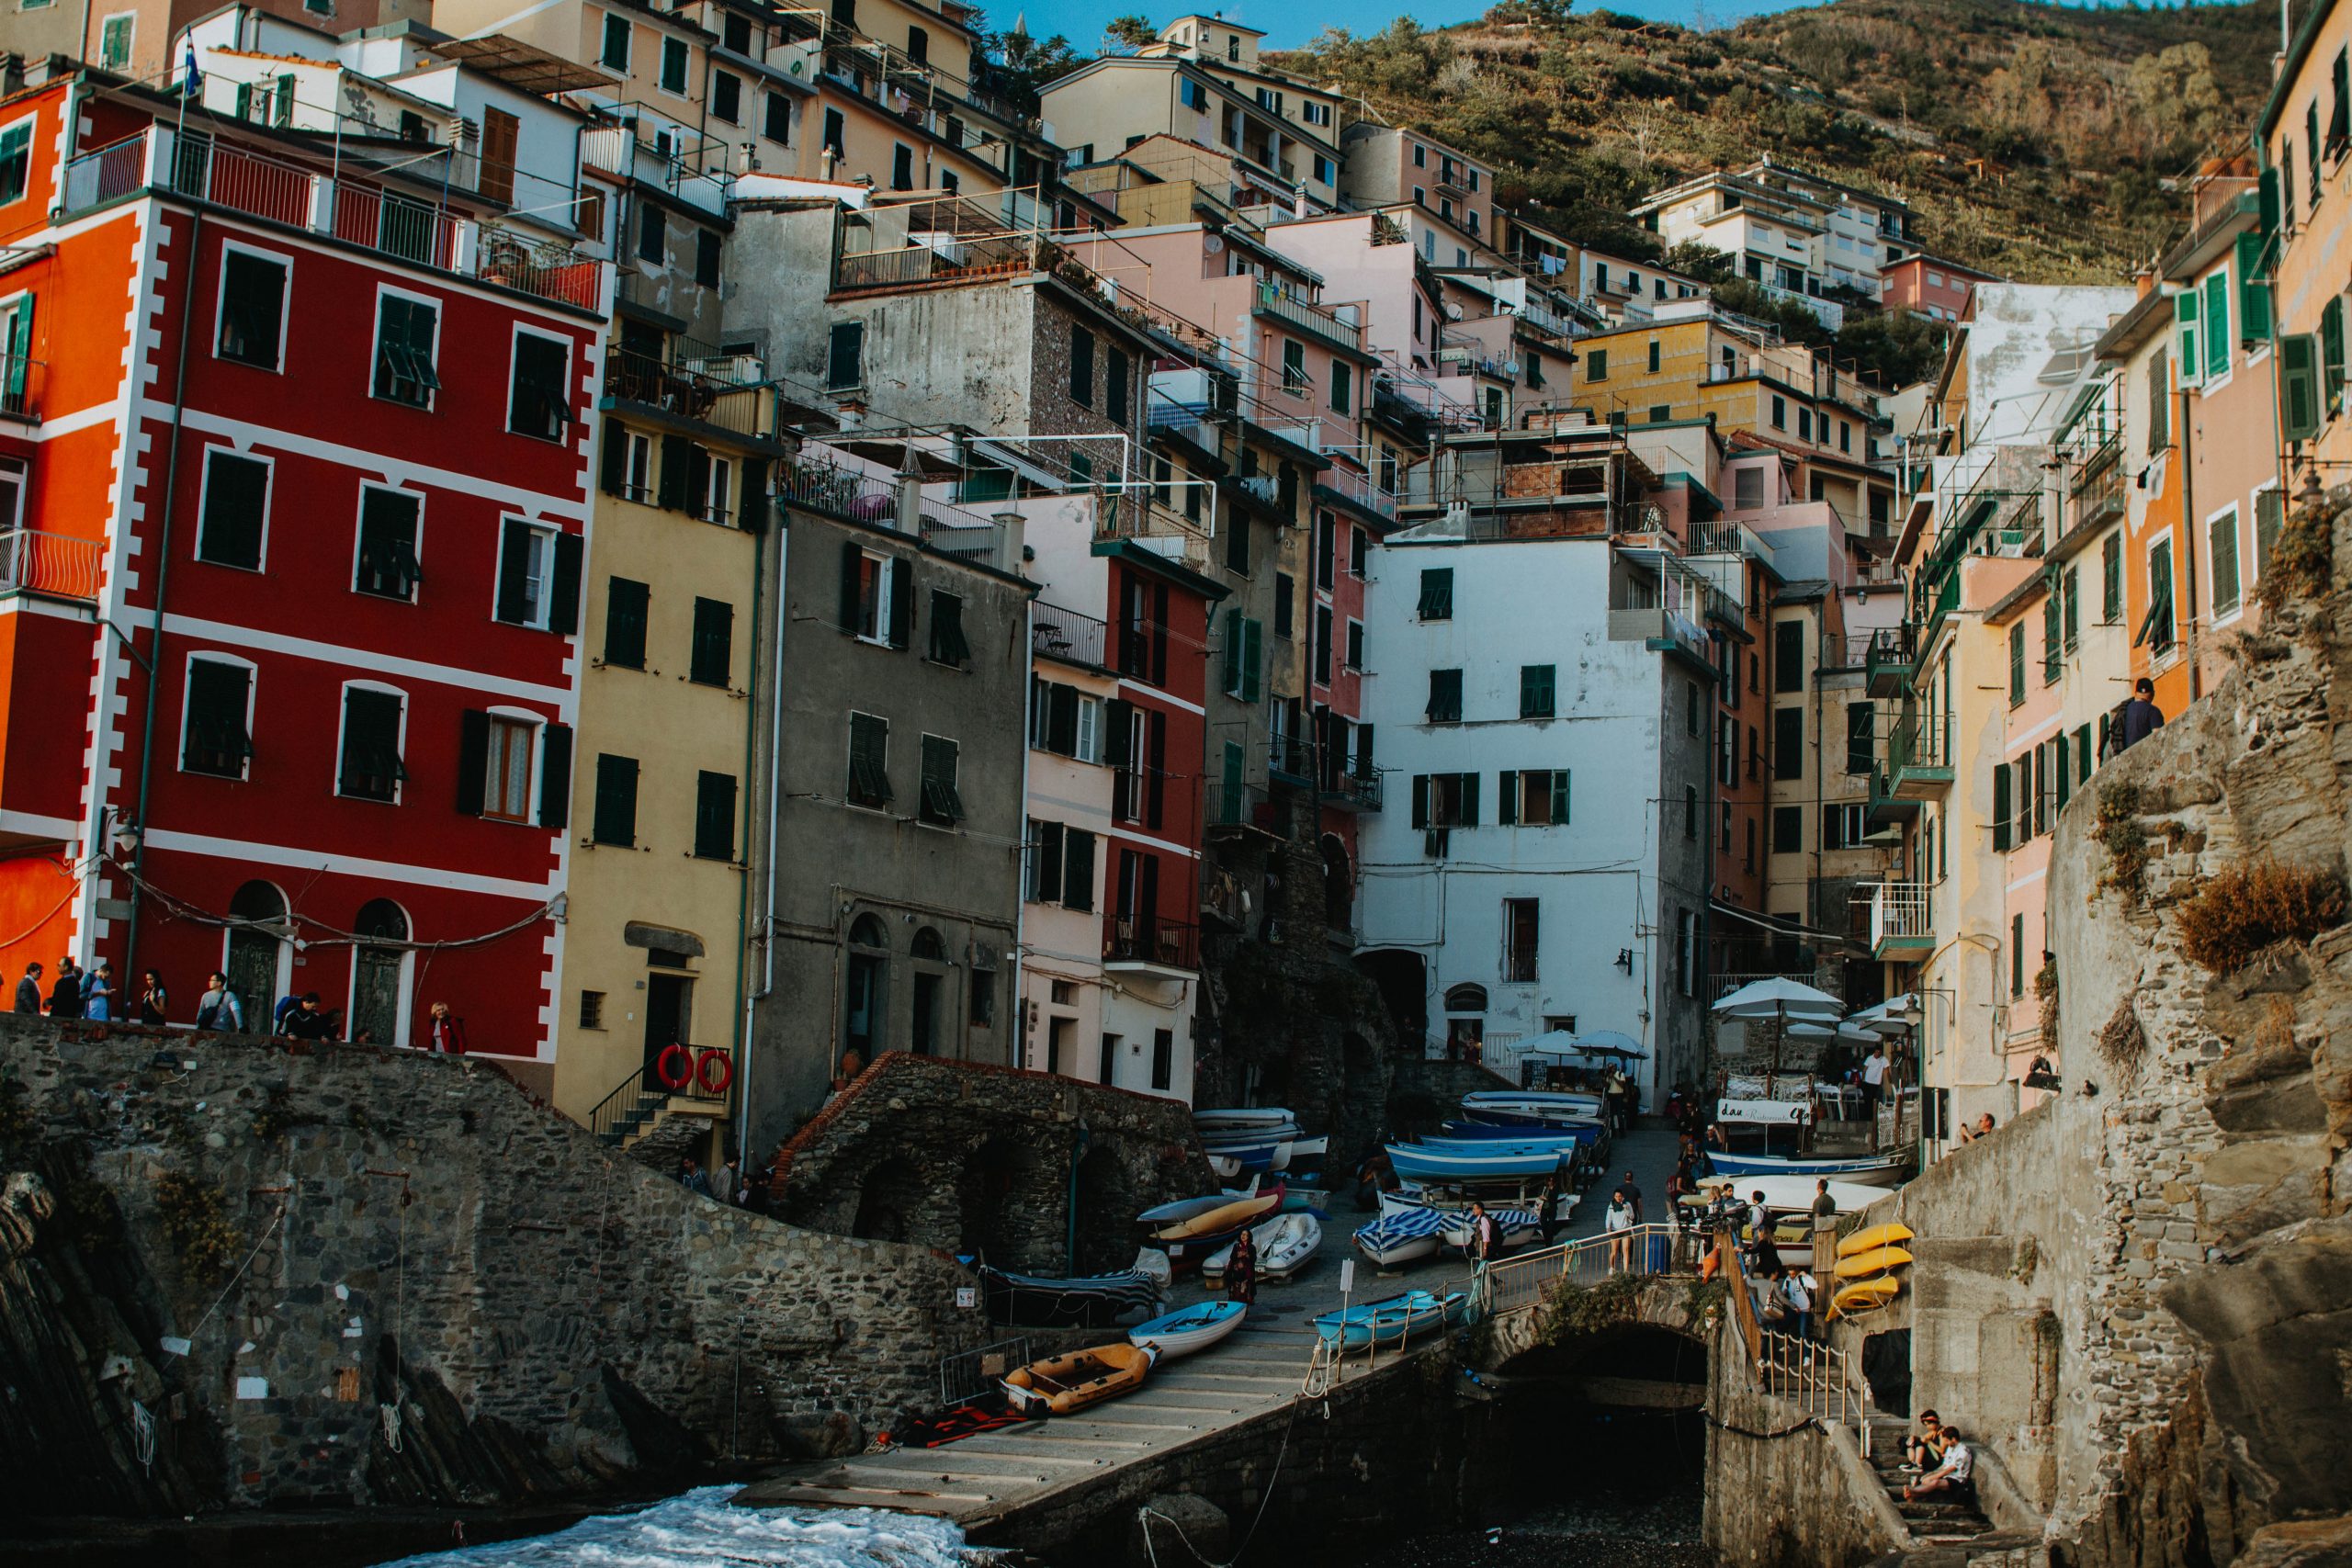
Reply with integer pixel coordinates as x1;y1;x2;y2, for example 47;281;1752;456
377;1489;995;1567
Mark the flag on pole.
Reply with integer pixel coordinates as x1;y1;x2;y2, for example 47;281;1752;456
182;41;203;97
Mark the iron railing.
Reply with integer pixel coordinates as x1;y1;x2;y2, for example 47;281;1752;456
1031;601;1106;668
0;354;43;421
1104;916;1199;972
1888;711;1950;773
603;347;775;443
1477;1223;1694;1315
939;1337;1032;1404
775;453;896;521
585;1045;733;1145
0;528;104;602
1868;881;1932;947
1323;770;1384;811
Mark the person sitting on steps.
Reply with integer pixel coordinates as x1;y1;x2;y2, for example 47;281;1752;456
1903;1409;1948;1473
1904;1427;1974;1505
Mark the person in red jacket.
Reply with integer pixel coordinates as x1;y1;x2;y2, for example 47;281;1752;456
424;1001;467;1054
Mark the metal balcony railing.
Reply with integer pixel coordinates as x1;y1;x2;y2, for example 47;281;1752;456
1867;882;1932;948
0;529;104;603
1031;601;1106;668
1252;285;1364;353
604;348;775;442
1888;711;1950;773
0;354;44;421
1104;916;1199;972
1323;770;1384;810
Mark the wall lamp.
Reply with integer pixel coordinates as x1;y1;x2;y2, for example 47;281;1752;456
1614;949;1634;973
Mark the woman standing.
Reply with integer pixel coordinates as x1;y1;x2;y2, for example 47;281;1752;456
138;970;169;1026
1226;1224;1258;1314
1603;1187;1634;1272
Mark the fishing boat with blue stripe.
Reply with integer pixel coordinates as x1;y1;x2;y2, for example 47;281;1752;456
1437;1117;1603;1146
1353;1201;1448;1265
1705;1148;1907;1187
1427;1124;1600;1153
1433;1206;1544;1252
1386;1141;1573;1182
1312;1288;1471;1350
1459;1089;1608;1127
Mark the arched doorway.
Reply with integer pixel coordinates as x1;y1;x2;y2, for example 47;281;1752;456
347;899;411;1046
1069;1145;1131;1273
843;914;888;1074
851;1157;930;1246
224;881;290;1025
957;1136;1040;1268
1442;982;1487;1064
1319;834;1351;930
1354;948;1427;1043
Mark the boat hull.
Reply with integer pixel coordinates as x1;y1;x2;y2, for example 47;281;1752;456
1003;1341;1157;1416
977;1267;1162;1328
1387;1142;1572;1181
1440;1118;1604;1147
1129;1301;1246;1359
1705;1151;1905;1187
1312;1290;1470;1350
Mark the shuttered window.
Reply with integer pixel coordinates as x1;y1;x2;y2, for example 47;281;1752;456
372;293;440;406
927;590;970;667
1520;664;1555;719
217;249;287;368
1773;707;1802;781
198;449;268;570
593;753;639;846
1845;702;1873;774
508;332;574;441
183;660;254;777
2209;505;2241;619
919;735;963;826
1417;568;1453;620
355;487;423;599
2103;533;2123;623
1427;669;1463;723
693;770;737;860
2008;623;2026;704
604;578;650;670
1993;763;2011;852
689;596;733;686
848;712;890;807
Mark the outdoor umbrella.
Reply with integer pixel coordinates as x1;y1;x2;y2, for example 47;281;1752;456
1849;994;1917;1034
1711;976;1843;1092
1785;1020;1880;1045
1569;1029;1648;1058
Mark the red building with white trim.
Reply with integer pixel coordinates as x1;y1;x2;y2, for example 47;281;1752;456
0;68;606;1077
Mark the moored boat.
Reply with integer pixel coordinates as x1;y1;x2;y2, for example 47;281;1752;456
1438;1118;1605;1147
1434;1206;1543;1253
975;1265;1163;1328
1704;1149;1906;1187
1353;1202;1446;1266
1203;1211;1323;1283
1386;1141;1572;1182
1312;1288;1470;1350
1002;1341;1157;1416
1193;1107;1295;1133
1153;1189;1285;1269
1128;1300;1246;1359
1460;1089;1606;1125
1687;1173;1884;1215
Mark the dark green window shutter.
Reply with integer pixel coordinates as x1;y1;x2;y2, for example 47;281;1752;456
1497;770;1518;826
920;734;964;824
198;451;268;570
2063;566;2079;648
592;753;639;845
1222;608;1242;694
2103;532;2122;621
336;687;406;800
686;445;711;518
739;457;769;531
694;771;737;859
356;488;423;599
2055;734;2072;810
1773;620;1803;691
1845;701;1873;774
839;540;865;631
657;434;690;511
689;596;733;686
887;559;912;649
549;533;582;635
1993;763;2011;852
1063;828;1095;911
2281;333;2322;441
1410;774;1429;828
2041;591;2061;682
1457;772;1480;827
1773;706;1802;781
604;577;650;669
1550;770;1570;824
495;521;532;624
600;418;628;496
1355;723;1374;779
1242;618;1263;703
2235;232;2270;342
538;721;571;829
1033;818;1062;901
182;660;254;775
928;590;968;666
1417;568;1453;620
1520;664;1555;718
456;709;490;813
2008;623;2026;703
2077;723;2093;784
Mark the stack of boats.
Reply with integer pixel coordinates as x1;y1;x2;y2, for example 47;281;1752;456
1829;1221;1914;1317
1193;1107;1328;1179
1350;1089;1604;1267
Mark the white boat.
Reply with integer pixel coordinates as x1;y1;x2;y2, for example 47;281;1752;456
1193;1107;1295;1133
1707;1149;1905;1187
1688;1173;1886;1215
1128;1300;1246;1359
1353;1201;1446;1266
1715;1097;1814;1125
1203;1212;1323;1283
1435;1206;1543;1253
1286;1135;1329;1159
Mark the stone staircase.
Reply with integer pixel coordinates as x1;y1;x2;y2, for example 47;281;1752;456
1861;1415;2039;1558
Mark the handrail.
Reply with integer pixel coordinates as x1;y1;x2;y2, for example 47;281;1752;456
585;1046;732;1144
1724;1224;1867;1449
1476;1222;1690;1315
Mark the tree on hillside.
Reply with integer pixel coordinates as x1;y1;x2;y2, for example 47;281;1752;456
2123;42;2227;161
1105;15;1157;48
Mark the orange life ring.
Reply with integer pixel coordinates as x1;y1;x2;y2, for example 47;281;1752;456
695;1048;733;1095
655;1043;694;1090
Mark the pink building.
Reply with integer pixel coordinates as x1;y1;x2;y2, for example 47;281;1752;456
1880;254;1999;323
1338;125;1495;248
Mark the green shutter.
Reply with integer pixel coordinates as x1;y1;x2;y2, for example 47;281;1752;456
1550;770;1570;824
593;753;639;846
1993;763;2011;852
2077;723;2093;784
2103;532;2121;623
2175;289;2202;388
2203;267;2230;382
2041;592;2061;682
690;596;733;685
538;722;571;829
2055;734;2071;810
1222;608;1242;695
2063;566;2079;648
2210;507;2241;617
2321;299;2346;416
2281;333;2323;441
1497;770;1518;826
2008;623;2025;704
1242;617;1262;703
2235;232;2271;343
694;771;737;860
1457;772;1479;827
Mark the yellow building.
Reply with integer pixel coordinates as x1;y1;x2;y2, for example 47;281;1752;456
550;341;792;1161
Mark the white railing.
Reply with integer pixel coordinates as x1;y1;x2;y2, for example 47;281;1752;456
1867;882;1931;947
0;528;104;601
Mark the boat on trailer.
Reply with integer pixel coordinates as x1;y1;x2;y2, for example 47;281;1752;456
1386;1141;1573;1182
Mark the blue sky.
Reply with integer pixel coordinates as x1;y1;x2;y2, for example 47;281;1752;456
1002;0;1812;50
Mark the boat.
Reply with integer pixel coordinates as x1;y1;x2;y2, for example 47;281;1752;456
1704;1149;1907;1187
1153;1190;1285;1269
1836;1222;1916;1258
1275;1184;1332;1216
1419;1134;1591;1156
1459;1089;1606;1126
1386;1142;1572;1182
1714;1097;1815;1125
1002;1341;1157;1416
1687;1174;1884;1216
1128;1300;1246;1360
1834;1245;1914;1279
1435;1207;1543;1253
1286;1135;1329;1159
975;1265;1163;1328
1132;1246;1172;1292
1203;1212;1323;1283
1200;1133;1295;1176
1312;1288;1471;1350
1193;1107;1295;1134
1438;1118;1605;1148
1136;1191;1246;1227
1353;1202;1447;1266
1831;1276;1903;1314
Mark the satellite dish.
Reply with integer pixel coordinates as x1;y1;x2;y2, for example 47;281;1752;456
1443;301;1464;320
1204;233;1226;254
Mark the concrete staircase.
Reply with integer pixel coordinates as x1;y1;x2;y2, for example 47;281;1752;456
1861;1415;2033;1555
595;1084;671;1149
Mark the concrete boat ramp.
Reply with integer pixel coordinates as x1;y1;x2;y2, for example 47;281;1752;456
734;1319;1328;1527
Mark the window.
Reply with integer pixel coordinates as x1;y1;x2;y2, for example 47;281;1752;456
459;710;561;826
1031;680;1102;761
182;659;254;778
1418;568;1453;620
599;12;630;71
1840;421;1851;454
637;201;664;265
1773;706;1802;781
1069;326;1094;407
579;990;605;1029
1845;701;1873;774
331;686;406;803
593;753;639;845
1351;526;1369;578
1345;619;1364;671
1274;573;1295;639
659;37;689;95
1107;347;1130;424
1409;772;1479;829
1771;805;1801;855
2063;564;2081;649
1426;669;1463;724
1586;348;1607;382
478;107;520;205
1683;784;1697;839
1151;1029;1174;1091
2041;592;2062;682
928;590;970;667
906;23;928;62
1733;467;1763;510
2012;915;2026;996
2202;265;2230;382
1770;395;1786;429
1773;620;1802;691
1797;409;1813;442
2256;486;2284;578
2322;299;2347;421
98;12;133;68
840;546;907;647
354;486;423;600
1220;611;1264;700
1499;769;1570;826
2141;539;2176;653
688;596;732;686
2008;622;2027;704
822;107;844;156
694;229;720;288
827;321;864;390
1315;511;1336;589
604;577;649;669
763;92;792;145
1282;339;1306;392
495;519;580;632
508;331;574;442
371;292;440;407
1502;898;1540;982
197;449;269;571
2209;504;2242;619
693;771;737;859
919;734;964;826
890;143;914;192
1520;663;1555;719
1685;679;1701;737
1329;359;1352;415
710;70;741;125
847;712;890;807
1313;607;1333;684
1822;802;1867;850
216;248;287;369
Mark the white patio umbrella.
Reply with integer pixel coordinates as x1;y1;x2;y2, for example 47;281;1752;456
1710;976;1845;1022
1785;1020;1881;1045
1849;993;1918;1034
1570;1029;1648;1058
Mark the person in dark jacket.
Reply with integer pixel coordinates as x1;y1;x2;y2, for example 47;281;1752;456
1226;1224;1259;1309
15;962;43;1014
2115;678;2165;753
278;992;334;1041
47;958;84;1019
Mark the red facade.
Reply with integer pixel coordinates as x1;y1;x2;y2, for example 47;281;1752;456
1102;551;1213;968
0;79;605;1059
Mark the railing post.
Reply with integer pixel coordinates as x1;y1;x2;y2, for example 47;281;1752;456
311;175;336;236
144;127;173;192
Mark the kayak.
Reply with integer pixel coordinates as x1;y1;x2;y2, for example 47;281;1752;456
1834;1245;1913;1279
1003;1341;1156;1416
1836;1222;1917;1258
1832;1276;1903;1314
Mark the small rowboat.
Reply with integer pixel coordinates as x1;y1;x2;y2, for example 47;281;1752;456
1193;1107;1295;1134
1706;1150;1907;1188
1204;1212;1322;1283
1354;1202;1446;1266
1438;1118;1605;1148
975;1265;1162;1328
1136;1180;1271;1227
1460;1089;1606;1125
1003;1341;1157;1416
1129;1300;1246;1359
1385;1142;1571;1182
1312;1289;1470;1350
1155;1190;1285;1270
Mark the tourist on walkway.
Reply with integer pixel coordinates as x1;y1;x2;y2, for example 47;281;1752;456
1534;1173;1561;1244
1603;1187;1634;1271
1860;1043;1889;1114
47;957;84;1019
82;960;116;1021
679;1156;710;1197
1905;1428;1973;1504
15;962;43;1014
424;1001;467;1054
714;1153;741;1209
278;992;334;1042
194;973;242;1032
1776;1265;1817;1341
2112;678;2165;756
1620;1170;1644;1224
1812;1179;1838;1219
1466;1201;1500;1266
1905;1411;1948;1472
138;970;168;1026
1227;1224;1258;1311
1603;1066;1629;1133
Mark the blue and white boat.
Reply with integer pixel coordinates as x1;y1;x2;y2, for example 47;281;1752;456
1434;1206;1543;1253
1129;1299;1246;1359
1438;1118;1604;1147
1193;1107;1295;1134
1312;1288;1471;1350
1353;1201;1447;1265
1386;1141;1572;1182
1459;1089;1607;1127
1706;1148;1906;1188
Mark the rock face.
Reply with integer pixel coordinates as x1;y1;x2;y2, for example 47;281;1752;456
0;1021;991;1519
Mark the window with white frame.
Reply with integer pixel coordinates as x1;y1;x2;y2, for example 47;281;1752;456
479;713;537;821
335;683;408;802
216;245;288;370
371;289;440;408
181;656;255;779
197;447;270;571
507;330;575;443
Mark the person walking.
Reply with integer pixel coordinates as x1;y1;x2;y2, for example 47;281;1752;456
1620;1170;1644;1224
1603;1187;1634;1272
423;1001;467;1054
1777;1264;1817;1341
1811;1178;1838;1220
1227;1223;1259;1313
15;962;43;1015
278;992;333;1041
138;970;169;1026
2113;677;2165;755
1860;1043;1889;1116
1534;1172;1561;1244
678;1156;710;1197
1467;1201;1501;1267
194;973;243;1032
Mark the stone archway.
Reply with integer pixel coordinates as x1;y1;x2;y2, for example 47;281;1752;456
957;1135;1046;1269
850;1157;930;1247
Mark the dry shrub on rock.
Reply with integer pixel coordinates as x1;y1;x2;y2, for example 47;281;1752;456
2173;860;2347;975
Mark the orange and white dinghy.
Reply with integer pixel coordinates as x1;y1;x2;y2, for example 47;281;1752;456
1002;1341;1158;1416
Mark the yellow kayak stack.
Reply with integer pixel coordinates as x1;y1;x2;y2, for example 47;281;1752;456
1827;1222;1915;1318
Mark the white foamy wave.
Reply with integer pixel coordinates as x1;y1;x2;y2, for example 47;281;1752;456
378;1488;996;1567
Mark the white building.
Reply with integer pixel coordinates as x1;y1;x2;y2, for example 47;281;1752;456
1633;158;1913;329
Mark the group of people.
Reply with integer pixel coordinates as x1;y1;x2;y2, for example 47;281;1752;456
18;958;468;1052
679;1148;789;1213
1901;1409;1976;1506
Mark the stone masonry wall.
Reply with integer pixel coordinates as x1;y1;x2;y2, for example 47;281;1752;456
0;1018;992;1521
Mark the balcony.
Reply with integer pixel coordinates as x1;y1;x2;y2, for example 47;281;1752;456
61;129;604;312
1031;601;1107;669
1321;771;1383;812
1864;625;1915;697
1092;490;1213;573
1251;285;1365;355
1886;711;1951;799
834;228;1065;294
1105;916;1199;976
1207;781;1277;834
2066;434;2125;540
1269;733;1315;785
1314;465;1398;525
0;355;42;423
0;529;104;604
1867;882;1933;957
603;347;779;446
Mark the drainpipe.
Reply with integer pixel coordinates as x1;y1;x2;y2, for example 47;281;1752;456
739;434;791;1162
728;475;766;1165
123;197;206;983
1010;587;1033;1071
2178;378;2201;702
